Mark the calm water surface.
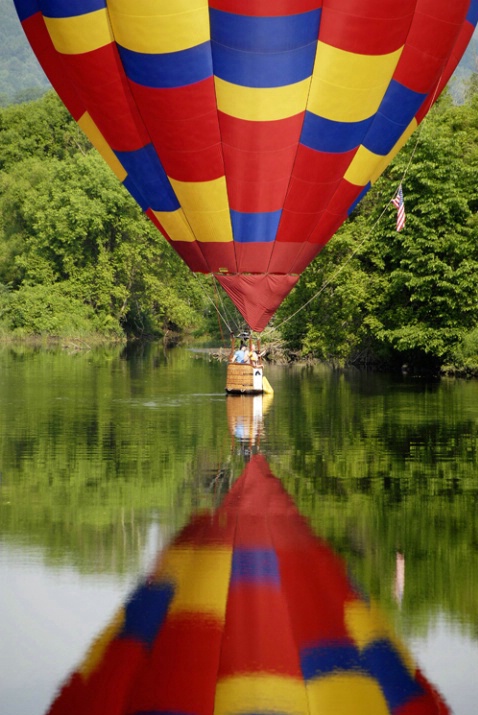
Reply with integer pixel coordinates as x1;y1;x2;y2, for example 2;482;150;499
0;344;477;714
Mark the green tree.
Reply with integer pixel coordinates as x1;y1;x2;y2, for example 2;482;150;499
277;92;478;371
0;94;212;340
0;91;89;170
276;222;372;364
368;96;478;367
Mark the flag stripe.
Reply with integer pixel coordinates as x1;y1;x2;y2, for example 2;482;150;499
392;184;406;231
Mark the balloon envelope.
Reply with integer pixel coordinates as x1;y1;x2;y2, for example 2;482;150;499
46;455;449;715
14;1;478;330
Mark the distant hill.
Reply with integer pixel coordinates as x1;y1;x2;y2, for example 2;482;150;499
0;0;50;106
0;1;476;107
449;33;478;103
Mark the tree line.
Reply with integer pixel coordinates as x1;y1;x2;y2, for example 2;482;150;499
276;80;478;374
0;92;216;342
2;87;478;371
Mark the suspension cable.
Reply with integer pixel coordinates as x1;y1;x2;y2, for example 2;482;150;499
192;272;235;335
211;275;242;335
263;124;426;337
212;277;226;343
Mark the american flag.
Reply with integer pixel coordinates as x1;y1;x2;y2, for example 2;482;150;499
392;184;406;231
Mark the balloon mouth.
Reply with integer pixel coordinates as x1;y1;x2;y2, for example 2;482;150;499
215;274;299;332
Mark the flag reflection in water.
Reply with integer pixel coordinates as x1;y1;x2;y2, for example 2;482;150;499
47;454;449;715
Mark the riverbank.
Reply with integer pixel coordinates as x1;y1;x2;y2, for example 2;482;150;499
200;342;478;379
0;334;126;351
3;332;478;379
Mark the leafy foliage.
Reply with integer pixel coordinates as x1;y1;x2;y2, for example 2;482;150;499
3;86;478;360
276;223;371;364
278;90;478;372
0;93;212;340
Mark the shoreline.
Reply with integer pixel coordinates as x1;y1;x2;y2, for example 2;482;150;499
2;334;478;379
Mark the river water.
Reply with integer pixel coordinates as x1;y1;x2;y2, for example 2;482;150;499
0;344;477;714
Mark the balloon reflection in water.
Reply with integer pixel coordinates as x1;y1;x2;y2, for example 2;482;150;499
46;455;449;715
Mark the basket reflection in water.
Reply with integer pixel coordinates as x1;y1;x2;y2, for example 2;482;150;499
226;393;273;452
45;454;449;715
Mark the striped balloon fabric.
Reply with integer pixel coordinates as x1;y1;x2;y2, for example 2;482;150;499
13;1;478;330
46;455;449;715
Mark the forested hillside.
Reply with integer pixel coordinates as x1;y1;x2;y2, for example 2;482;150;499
2;86;478;373
449;34;478;103
0;0;50;105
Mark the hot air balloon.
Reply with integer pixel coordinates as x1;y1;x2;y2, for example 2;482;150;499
13;1;478;332
45;455;449;715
